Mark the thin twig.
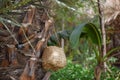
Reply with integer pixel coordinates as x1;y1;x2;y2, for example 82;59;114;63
20;26;36;53
1;21;19;44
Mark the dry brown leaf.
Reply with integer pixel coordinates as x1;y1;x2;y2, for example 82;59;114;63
103;0;120;24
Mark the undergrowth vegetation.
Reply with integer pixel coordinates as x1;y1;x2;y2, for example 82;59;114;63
50;60;120;80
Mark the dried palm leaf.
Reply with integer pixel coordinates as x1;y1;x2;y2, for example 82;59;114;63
103;0;120;25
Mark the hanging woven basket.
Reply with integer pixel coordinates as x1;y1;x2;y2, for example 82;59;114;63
42;46;66;71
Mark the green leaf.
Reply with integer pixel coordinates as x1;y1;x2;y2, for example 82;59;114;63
70;22;101;49
47;40;57;46
58;30;71;39
48;35;59;46
103;46;120;61
70;23;86;49
93;46;100;63
84;23;101;46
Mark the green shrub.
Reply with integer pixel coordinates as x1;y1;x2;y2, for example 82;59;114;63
50;60;120;80
50;60;94;80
